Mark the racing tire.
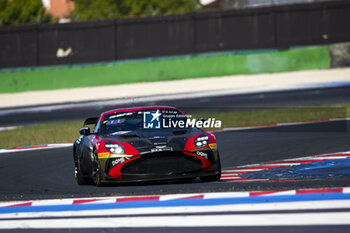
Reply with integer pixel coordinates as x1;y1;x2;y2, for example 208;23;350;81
74;152;91;185
200;154;221;182
92;151;104;187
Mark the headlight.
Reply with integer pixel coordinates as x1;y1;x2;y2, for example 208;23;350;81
105;142;124;154
194;135;209;148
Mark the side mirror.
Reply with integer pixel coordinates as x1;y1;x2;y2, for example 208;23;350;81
79;127;90;136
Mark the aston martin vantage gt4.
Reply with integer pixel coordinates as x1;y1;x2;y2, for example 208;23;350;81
73;106;221;186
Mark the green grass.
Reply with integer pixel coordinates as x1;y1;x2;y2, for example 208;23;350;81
0;105;347;149
195;107;347;129
0;121;82;149
0;45;330;94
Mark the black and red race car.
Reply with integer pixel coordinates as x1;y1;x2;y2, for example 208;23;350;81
73;106;221;186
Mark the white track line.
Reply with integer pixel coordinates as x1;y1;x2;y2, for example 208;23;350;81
2;212;350;228
0;143;72;154
0;126;19;132
1;199;350;220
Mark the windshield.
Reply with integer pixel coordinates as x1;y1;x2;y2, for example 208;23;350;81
100;109;185;135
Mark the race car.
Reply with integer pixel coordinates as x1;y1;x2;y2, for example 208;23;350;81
73;106;221;186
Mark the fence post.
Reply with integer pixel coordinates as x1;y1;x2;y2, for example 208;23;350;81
193;13;197;54
272;8;278;49
35;24;40;66
113;19;117;61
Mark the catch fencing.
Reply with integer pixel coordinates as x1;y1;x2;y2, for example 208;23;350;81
0;0;349;68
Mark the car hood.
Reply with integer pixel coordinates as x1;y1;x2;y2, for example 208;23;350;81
101;128;202;153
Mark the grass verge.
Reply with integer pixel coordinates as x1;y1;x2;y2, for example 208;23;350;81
0;121;82;149
195;107;347;129
0;45;330;94
0;105;347;149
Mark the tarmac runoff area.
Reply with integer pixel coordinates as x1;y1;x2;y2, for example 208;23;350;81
1;68;350;109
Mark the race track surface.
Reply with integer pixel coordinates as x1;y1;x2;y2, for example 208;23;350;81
1;120;349;201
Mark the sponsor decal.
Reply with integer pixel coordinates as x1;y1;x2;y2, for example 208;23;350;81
107;112;134;120
109;154;133;158
153;142;167;146
197;151;208;159
97;152;110;158
143;110;162;129
106;119;124;125
111;157;128;166
143;110;221;129
151;146;173;153
163;118;221;129
148;136;166;140
75;136;83;145
209;143;217;149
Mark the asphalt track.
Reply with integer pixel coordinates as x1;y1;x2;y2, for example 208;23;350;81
1;87;350;232
0;120;349;201
1;85;350;126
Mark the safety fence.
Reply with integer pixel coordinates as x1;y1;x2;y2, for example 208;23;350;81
0;0;349;68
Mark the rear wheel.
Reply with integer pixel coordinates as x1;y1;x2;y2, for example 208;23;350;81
201;154;221;182
92;151;103;187
74;152;91;185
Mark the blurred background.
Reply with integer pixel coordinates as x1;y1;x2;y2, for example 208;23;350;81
1;0;349;70
0;0;350;147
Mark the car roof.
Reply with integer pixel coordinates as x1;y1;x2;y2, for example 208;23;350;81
101;106;180;120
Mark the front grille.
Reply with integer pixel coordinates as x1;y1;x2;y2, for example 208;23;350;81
121;152;202;176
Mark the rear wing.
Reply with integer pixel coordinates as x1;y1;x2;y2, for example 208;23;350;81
83;117;99;126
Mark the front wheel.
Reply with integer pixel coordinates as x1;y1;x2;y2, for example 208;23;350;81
92;151;103;187
74;152;91;185
201;155;221;182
